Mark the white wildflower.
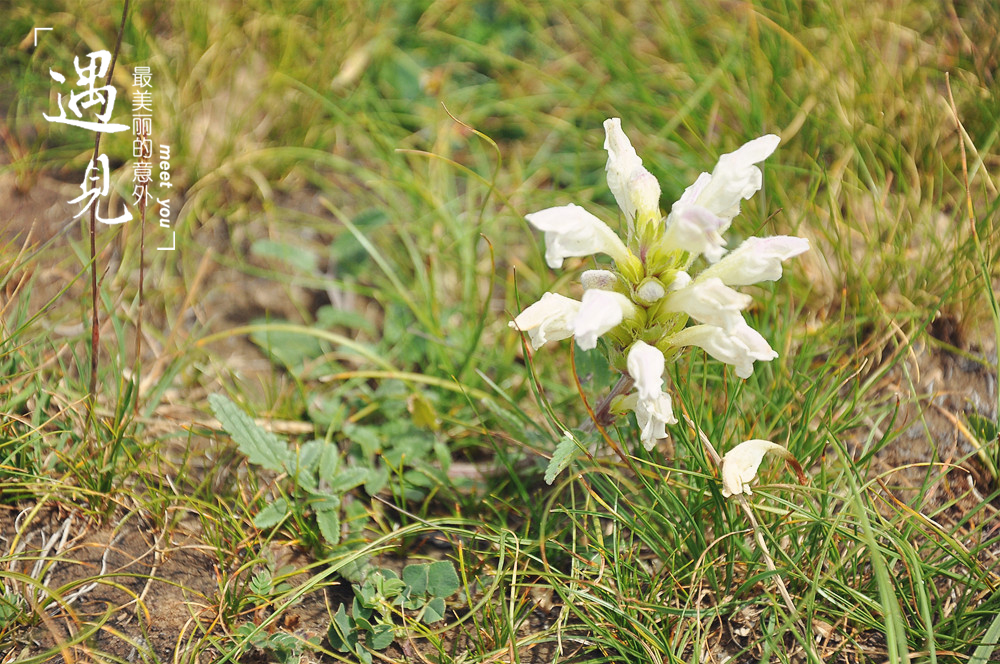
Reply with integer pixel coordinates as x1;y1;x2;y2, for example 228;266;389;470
700;236;810;287
668;321;778;379
509;292;581;348
663;277;752;332
720;439;792;497
525;204;631;269
604;118;661;232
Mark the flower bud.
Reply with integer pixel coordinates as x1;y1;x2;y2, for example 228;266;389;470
635;278;666;305
581;269;618;291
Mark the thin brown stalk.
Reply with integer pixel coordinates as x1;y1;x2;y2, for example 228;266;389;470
133;129;148;418
86;0;131;428
570;343;632;468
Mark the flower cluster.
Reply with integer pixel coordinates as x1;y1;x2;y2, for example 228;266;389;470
510;119;808;450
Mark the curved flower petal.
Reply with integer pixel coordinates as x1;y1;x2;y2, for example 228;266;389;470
625;342;676;449
508;292;581;348
721;439;789;497
699;235;809;286
627;341;665;403
661;205;728;263
668;321;777;379
635;392;677;450
676;172;712;207
525;204;630;269
668;271;692;291
604;118;660;230
663;277;751;332
574;289;635;350
679;135;780;226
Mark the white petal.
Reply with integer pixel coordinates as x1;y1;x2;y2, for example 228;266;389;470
626;341;665;403
525;204;630;269
663;277;752;332
509;292;580;348
690;134;780;223
661;205;728;263
604;118;642;221
635;392;677;450
628;170;662;222
625;341;676;450
603;119;660;225
721;439;786;497
699;235;809;286
677;172;712;206
573;290;635;351
668;271;692;291
668;321;777;379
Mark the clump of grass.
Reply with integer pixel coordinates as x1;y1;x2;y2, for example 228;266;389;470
2;0;999;662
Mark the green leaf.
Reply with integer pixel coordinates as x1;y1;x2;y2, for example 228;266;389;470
297;440;324;472
315;507;341;545
344;423;382;457
307;395;348;430
426;560;460;597
327;604;357;652
370;623;395;650
545;432;580;485
326;467;371;494
292;440;322;491
253;498;290;529
402;563;428;597
352;596;372;620
209;394;289;472
407;391;439;431
236;622;267;648
249;569;273;596
574;343;616;388
318;440;340;480
316;305;376;335
329;208;388;275
359;580;377;607
433;439;451;472
364;465;389;496
353;613;374;633
970;609;1000;664
380;577;407;598
422;596;446;623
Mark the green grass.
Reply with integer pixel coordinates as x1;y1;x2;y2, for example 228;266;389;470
2;0;1000;662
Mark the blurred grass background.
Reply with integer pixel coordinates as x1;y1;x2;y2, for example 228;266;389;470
3;0;1000;662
